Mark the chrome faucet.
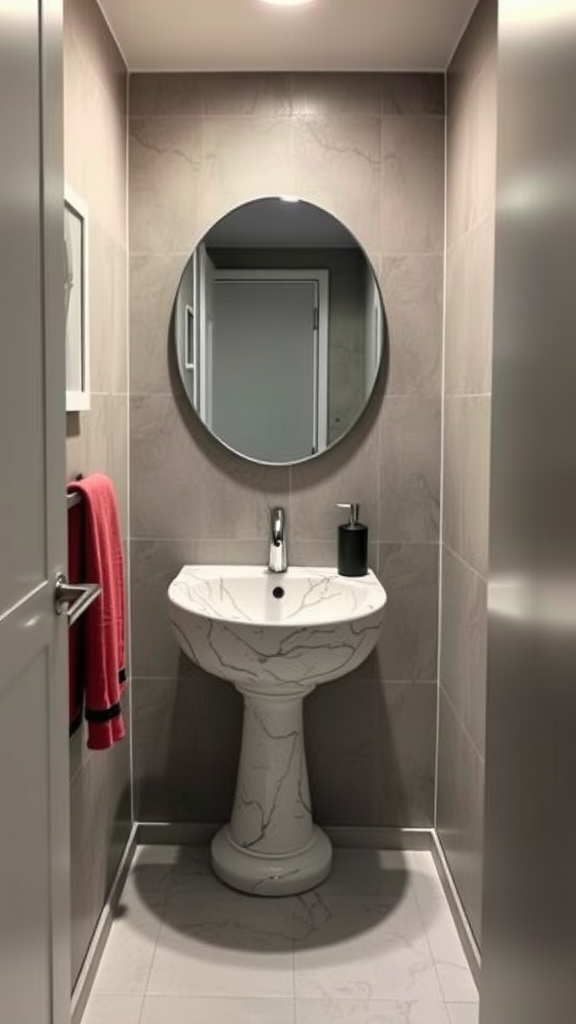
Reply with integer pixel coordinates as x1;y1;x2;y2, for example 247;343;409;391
269;506;287;573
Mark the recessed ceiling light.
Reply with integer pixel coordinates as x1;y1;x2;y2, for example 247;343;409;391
260;0;316;7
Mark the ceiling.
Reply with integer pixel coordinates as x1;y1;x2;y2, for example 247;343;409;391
98;0;479;73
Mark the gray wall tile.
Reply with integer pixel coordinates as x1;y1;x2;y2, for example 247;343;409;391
437;0;496;954
128;71;445;828
440;547;487;755
372;543;439;681
306;679;436;827
379;397;441;542
130;394;289;540
436;689;485;943
129;117;201;254
381;117;445;254
130;253;189;396
444;216;495;396
379;254;443;397
443;396;491;577
132;675;243;823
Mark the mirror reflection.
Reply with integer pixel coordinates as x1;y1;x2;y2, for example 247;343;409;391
174;198;385;465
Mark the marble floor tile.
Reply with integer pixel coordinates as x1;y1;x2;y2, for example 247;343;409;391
295;998;451;1023
92;882;166;995
140;994;296;1024
293;892;443;1002
81;994;144;1024
417;893;479;1003
82;846;479;1022
446;1004;480;1024
147;890;295;998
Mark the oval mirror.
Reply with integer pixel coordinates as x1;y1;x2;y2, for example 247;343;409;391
173;197;386;466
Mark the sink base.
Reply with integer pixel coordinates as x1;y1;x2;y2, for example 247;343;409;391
210;689;332;896
211;823;332;896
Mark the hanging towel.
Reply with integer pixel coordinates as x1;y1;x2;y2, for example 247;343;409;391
67;473;127;750
67;500;84;736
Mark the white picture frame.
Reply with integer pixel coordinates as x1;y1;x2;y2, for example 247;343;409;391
64;187;90;411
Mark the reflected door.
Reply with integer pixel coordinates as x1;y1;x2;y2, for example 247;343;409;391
211;272;327;463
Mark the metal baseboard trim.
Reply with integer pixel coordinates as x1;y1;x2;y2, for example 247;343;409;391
136;821;221;845
71;824;138;1024
324;826;433;850
430;830;481;987
135;822;432;851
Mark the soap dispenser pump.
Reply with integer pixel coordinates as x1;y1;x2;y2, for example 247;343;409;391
336;503;368;577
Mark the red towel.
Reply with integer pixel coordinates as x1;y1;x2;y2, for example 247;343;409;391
67;501;84;735
67;473;127;750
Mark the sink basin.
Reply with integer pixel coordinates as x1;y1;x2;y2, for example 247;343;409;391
168;564;387;897
168;565;386;693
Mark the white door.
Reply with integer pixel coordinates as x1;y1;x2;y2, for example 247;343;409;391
0;2;70;1023
211;272;328;463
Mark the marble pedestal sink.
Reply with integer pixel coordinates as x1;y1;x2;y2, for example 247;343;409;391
168;565;387;896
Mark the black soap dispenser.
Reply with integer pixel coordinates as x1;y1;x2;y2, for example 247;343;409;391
336;503;368;577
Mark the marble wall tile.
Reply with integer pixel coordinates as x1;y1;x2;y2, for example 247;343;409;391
293;115;382;252
449;0;498;118
196;117;295;240
370;543;439;682
378;254;443;397
381;73;445;116
447;38;497;246
443;396;491;577
378;397;441;543
440;548;487;756
381;117;445;254
66;394;129;533
132;675;242;823
289;405;380;544
292;73;382;117
444;217;495;397
130;253;189;396
306;679;436;827
130;394;289;540
436;690;485;943
128;71;447;830
129;117;201;254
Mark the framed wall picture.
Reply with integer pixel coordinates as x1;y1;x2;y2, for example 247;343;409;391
64;187;90;411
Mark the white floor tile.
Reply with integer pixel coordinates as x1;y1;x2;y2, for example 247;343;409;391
147;891;295;998
446;1003;480;1024
92;883;165;995
80;993;144;1024
147;930;294;998
295;998;451;1023
140;994;295;1024
417;896;478;1003
293;893;443;1002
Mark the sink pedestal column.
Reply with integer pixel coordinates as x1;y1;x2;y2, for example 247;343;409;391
211;688;332;896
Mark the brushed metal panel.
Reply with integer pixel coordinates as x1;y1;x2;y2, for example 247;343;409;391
482;3;576;1021
0;0;46;613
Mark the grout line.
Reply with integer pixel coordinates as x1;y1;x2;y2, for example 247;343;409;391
443;541;488;584
434;65;449;831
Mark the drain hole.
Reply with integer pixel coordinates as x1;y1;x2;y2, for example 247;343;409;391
272;586;285;599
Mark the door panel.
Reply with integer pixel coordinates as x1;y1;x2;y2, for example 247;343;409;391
0;1;69;1022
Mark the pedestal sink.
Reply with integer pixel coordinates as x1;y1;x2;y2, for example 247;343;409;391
168;564;387;896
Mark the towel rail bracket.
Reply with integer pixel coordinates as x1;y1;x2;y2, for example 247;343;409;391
54;573;102;626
